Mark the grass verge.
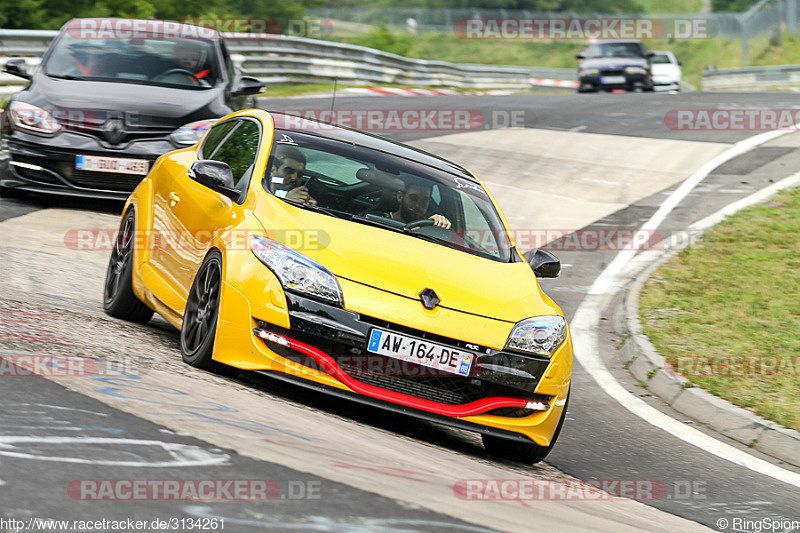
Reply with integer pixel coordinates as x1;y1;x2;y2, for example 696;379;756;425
639;186;800;432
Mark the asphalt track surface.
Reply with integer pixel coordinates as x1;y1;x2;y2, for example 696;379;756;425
2;91;800;532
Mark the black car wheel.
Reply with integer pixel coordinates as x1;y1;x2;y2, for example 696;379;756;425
482;390;569;464
181;250;224;370
103;209;154;323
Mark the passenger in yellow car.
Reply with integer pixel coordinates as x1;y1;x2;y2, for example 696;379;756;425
268;146;317;206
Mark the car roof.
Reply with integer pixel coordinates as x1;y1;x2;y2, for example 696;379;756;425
62;18;221;40
588;39;643;44
269;112;479;183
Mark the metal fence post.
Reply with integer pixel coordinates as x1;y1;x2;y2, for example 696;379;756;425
787;0;798;34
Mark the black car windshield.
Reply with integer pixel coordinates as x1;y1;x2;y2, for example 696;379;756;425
262;130;514;263
583;42;644;58
44;34;220;89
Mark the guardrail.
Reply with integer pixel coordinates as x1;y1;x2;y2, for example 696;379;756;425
702;64;800;91
0;29;577;96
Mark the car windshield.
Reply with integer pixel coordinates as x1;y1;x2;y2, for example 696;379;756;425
43;34;220;89
650;54;671;64
262;130;514;262
583;42;643;58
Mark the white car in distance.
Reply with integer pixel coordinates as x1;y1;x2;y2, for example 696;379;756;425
650;51;682;91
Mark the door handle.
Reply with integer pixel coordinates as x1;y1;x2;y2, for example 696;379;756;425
169;192;180;207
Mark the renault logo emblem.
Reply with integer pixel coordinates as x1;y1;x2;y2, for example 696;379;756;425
419;288;440;310
103;118;125;145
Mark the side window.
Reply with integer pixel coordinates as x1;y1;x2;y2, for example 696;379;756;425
207;120;260;186
200;120;237;159
219;41;236;84
459;191;499;256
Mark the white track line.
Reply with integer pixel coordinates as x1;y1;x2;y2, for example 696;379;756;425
571;129;800;488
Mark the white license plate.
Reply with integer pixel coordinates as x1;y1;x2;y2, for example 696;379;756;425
76;155;149;176
366;328;474;377
600;76;626;84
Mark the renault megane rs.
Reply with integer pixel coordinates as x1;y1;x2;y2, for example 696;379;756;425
103;109;573;463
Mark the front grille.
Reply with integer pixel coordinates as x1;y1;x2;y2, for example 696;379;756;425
256;317;548;416
341;365;483;405
10;153;149;192
600;69;624;76
69;170;145;191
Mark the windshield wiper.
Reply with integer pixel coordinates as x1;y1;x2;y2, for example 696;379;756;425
349;214;449;246
349;213;406;233
46;74;86;80
281;199;350;219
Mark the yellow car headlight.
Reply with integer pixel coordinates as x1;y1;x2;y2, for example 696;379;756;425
580;68;600;76
625;66;648;75
505;316;567;358
250;235;343;306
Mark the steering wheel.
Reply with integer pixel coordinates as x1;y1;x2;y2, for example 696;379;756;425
404;218;436;231
153;68;200;85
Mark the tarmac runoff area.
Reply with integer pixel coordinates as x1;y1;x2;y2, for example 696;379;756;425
0;127;731;532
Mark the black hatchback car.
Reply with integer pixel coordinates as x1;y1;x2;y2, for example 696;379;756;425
0;18;263;199
576;40;654;93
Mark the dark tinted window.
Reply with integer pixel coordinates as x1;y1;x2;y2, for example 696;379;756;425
208;120;260;186
583;42;645;58
201;120;237;159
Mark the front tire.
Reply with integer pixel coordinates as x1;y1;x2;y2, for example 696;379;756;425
103;209;154;323
482;391;569;464
181;250;224;371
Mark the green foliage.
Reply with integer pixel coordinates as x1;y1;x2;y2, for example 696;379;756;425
350;23;413;56
0;0;46;29
711;0;756;11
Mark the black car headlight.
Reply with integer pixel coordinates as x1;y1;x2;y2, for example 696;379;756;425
250;235;343;306
170;119;218;146
505;316;567;358
8;101;62;134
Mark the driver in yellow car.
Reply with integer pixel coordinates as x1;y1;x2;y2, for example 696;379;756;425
392;179;451;229
356;169;451;229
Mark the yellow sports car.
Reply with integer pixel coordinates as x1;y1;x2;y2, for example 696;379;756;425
103;109;572;463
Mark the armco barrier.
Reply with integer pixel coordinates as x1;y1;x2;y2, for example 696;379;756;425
702;64;800;91
0;29;576;94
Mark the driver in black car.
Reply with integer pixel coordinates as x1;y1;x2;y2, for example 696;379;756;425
173;40;211;80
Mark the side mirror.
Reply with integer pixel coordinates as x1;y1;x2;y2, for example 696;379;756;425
524;249;561;278
4;59;30;80
646;52;656;58
678;61;683;66
232;76;263;98
188;160;239;200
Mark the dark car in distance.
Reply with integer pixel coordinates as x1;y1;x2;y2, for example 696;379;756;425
0;18;263;199
576;40;654;93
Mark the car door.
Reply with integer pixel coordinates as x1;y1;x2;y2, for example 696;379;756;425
149;117;261;312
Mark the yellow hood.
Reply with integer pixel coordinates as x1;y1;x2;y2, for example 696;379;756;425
253;199;558;323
